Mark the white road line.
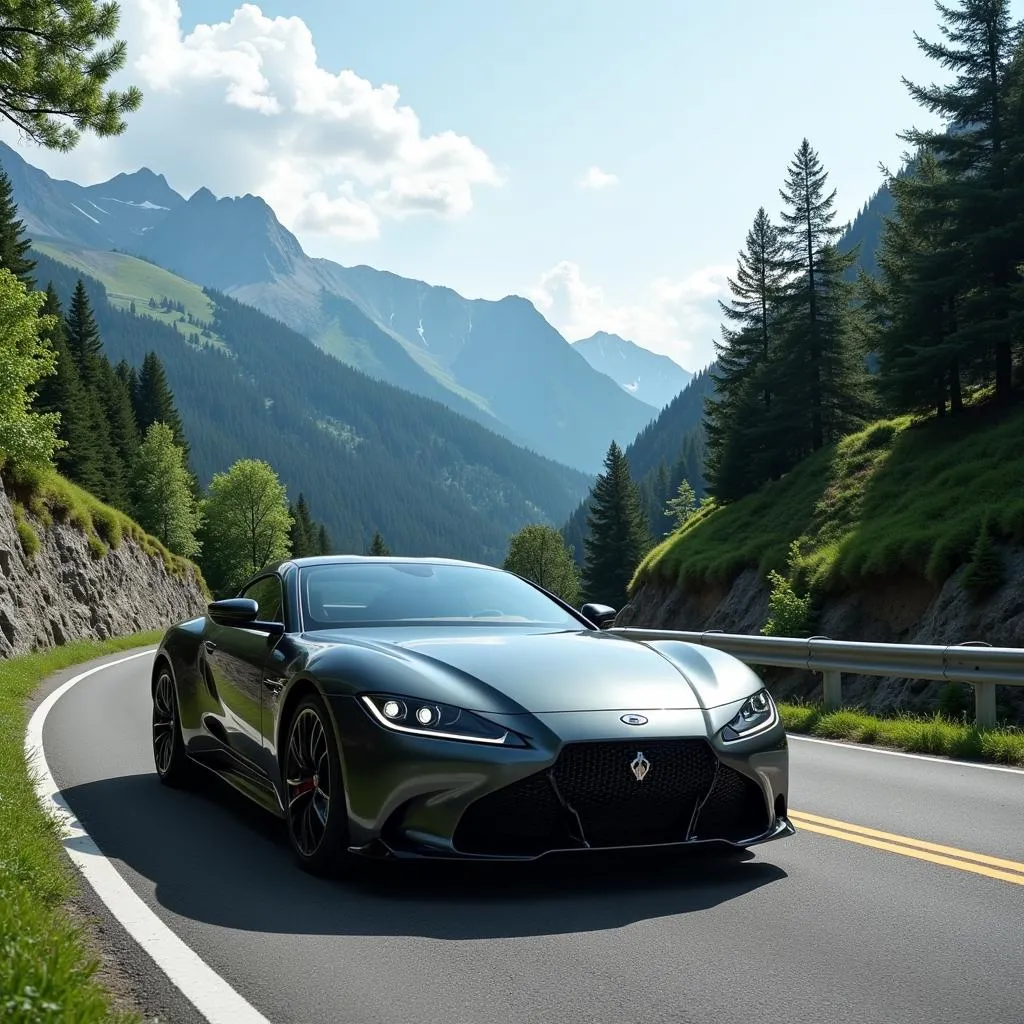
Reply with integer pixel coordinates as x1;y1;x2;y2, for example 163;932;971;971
25;648;274;1024
788;733;1024;775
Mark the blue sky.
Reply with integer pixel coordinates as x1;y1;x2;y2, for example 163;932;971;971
10;0;1019;369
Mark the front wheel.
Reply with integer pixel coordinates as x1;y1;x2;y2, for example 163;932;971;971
284;693;350;876
152;664;196;788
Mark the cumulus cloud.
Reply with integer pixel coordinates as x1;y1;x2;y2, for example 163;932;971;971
577;166;619;190
3;1;501;241
530;261;732;368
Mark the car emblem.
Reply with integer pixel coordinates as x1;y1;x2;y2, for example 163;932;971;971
621;713;648;726
630;751;651;782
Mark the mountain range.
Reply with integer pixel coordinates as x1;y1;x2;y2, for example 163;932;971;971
572;331;692;409
0;142;662;474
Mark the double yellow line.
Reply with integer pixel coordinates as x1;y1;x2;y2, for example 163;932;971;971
790;809;1024;887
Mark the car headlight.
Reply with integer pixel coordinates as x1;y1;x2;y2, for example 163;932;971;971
721;688;778;742
360;694;525;746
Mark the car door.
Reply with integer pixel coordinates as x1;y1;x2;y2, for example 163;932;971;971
205;574;284;770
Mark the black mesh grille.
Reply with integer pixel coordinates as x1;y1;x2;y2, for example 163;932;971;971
452;771;566;856
691;764;770;842
452;739;719;855
552;739;718;847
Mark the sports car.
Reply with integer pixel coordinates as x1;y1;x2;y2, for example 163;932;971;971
151;555;793;874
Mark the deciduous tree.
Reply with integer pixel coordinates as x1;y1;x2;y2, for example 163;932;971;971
200;459;293;595
0;268;61;469
131;422;201;557
503;524;581;605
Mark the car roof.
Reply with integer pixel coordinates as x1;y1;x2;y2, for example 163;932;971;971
264;554;498;574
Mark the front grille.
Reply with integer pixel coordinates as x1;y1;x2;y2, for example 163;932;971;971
691;764;770;841
552;739;718;847
452;739;719;855
452;771;565;856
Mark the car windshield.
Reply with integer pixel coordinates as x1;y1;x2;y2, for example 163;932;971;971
298;562;583;630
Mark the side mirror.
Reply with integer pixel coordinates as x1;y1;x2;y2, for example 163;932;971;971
581;602;618;629
208;598;284;635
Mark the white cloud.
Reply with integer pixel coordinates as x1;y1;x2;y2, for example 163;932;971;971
3;1;501;241
578;166;619;190
529;261;731;368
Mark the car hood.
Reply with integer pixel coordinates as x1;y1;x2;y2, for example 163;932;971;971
389;629;703;713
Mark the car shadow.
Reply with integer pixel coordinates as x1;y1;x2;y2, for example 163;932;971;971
60;771;789;941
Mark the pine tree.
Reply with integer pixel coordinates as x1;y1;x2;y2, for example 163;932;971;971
0;169;35;288
582;441;651;608
134;351;188;451
63;279;125;505
772;140;868;459
900;0;1023;404
289;494;318;557
317;522;332;555
369;531;390;556
32;284;101;484
706;206;787;499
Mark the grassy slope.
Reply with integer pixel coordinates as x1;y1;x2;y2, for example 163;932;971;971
634;398;1024;594
0;632;161;1024
32;240;226;349
4;463;205;588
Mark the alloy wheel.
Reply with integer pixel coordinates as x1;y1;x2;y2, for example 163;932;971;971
285;707;332;858
152;671;176;776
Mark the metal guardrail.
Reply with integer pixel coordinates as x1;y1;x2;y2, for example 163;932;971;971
609;628;1024;728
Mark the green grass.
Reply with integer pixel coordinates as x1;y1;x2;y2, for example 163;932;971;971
1;632;163;1023
32;240;227;350
634;399;1024;595
779;702;1024;766
3;463;208;595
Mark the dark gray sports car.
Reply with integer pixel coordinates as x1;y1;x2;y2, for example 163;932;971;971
152;555;793;874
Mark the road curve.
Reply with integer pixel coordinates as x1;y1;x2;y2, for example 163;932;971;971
40;651;1024;1024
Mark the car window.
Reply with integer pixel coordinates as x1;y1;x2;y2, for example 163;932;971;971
241;575;284;623
299;562;580;629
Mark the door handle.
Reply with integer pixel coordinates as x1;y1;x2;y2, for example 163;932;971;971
203;640;217;654
263;678;284;695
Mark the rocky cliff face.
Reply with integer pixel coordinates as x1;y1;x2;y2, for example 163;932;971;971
0;478;206;658
618;549;1024;717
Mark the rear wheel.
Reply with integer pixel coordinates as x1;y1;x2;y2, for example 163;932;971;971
152;664;196;788
284;692;350;876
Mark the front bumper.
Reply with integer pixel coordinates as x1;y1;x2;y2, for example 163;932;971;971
326;696;791;862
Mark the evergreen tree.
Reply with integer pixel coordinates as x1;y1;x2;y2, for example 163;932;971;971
582;441;651;608
664;480;697;531
32;284;101;484
900;0;1023;404
773;140;868;459
0;269;61;470
134;350;189;452
369;531;390;556
317;522;332;555
706;206;787;499
0;169;35;288
503;524;581;605
289;493;318;557
0;1;142;152
63;278;125;505
131;422;201;557
101;357;140;473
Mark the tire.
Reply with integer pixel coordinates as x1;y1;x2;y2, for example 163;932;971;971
282;692;351;876
152;662;197;788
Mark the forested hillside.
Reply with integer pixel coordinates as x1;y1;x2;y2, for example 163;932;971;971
30;247;591;562
629;1;1024;649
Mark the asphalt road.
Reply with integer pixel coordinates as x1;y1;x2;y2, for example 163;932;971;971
42;651;1024;1024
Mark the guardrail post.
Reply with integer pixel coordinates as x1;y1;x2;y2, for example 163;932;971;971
973;681;997;729
822;670;842;712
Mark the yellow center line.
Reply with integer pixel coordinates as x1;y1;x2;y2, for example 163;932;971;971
789;809;1024;886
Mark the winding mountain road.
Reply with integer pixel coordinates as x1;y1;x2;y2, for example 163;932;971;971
35;649;1024;1024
